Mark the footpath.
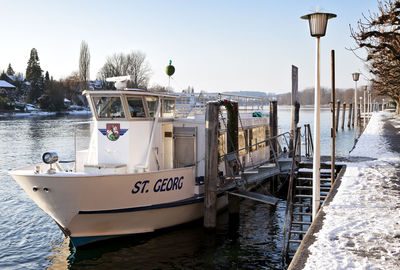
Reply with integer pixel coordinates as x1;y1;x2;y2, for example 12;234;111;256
289;111;400;269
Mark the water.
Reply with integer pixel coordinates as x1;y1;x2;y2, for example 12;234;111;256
0;107;355;269
278;106;356;156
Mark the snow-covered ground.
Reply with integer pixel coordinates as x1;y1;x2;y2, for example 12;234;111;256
304;112;400;269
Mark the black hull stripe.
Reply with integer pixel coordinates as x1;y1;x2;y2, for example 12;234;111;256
79;193;225;214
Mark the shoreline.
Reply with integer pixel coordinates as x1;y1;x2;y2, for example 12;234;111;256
0;110;91;118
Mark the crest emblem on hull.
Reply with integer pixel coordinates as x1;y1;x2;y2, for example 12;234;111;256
98;124;128;141
106;123;120;141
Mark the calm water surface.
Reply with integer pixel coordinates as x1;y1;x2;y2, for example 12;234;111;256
0;107;355;269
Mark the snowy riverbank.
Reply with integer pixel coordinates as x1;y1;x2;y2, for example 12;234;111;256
0;109;91;118
302;111;400;269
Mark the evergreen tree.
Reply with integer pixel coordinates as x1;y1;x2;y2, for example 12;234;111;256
44;71;50;92
0;71;7;81
6;64;15;76
25;48;43;102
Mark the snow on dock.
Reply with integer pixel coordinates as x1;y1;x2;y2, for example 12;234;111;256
294;112;400;269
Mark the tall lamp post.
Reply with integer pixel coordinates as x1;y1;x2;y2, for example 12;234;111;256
352;72;360;142
368;87;372;118
368;88;371;118
363;85;367;127
359;96;363;135
301;12;336;220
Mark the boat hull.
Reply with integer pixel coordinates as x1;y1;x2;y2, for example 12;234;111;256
10;166;228;247
69;195;227;247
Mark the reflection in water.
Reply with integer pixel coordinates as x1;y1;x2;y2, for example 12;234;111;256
55;200;285;270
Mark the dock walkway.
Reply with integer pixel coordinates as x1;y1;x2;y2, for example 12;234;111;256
289;111;400;270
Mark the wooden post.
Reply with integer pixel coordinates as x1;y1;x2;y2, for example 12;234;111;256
335;100;340;132
204;102;219;229
341;103;346;129
331;50;336;186
228;193;240;217
269;100;278;157
290;65;299;155
347;103;353;128
226;101;238;154
226;101;240;216
351;103;355;127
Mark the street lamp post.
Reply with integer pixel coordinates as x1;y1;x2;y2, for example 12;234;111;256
359;96;363;135
301;12;336;220
352;73;360;141
363;86;367;127
368;88;371;118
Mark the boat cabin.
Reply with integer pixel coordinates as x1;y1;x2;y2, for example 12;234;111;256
77;89;178;175
76;89;271;182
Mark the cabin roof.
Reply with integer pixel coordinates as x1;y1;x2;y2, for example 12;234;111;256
82;89;176;99
0;80;16;88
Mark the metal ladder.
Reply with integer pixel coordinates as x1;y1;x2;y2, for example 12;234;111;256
282;162;336;263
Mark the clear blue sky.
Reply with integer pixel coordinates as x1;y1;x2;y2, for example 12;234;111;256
1;0;379;93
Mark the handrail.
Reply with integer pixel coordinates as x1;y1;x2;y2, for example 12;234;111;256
73;121;92;172
136;100;161;172
304;124;313;157
281;127;301;265
175;92;267;117
220;132;291;171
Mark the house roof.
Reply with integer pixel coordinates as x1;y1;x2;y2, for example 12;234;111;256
0;80;16;88
7;75;24;82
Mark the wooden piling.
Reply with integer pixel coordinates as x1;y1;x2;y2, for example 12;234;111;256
290;65;299;155
341;103;346;129
226;101;240;216
226;101;238;154
228;193;240;216
270;100;278;156
335;100;340;132
347;103;353;128
204;102;219;229
351;103;355;127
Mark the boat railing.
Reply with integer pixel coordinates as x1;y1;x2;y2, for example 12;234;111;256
136;101;162;172
175;92;268;118
220;132;292;181
73;121;92;172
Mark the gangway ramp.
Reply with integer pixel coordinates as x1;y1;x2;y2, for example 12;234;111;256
227;190;279;206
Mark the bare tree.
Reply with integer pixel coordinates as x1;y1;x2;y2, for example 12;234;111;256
98;51;151;89
79;41;90;89
350;0;400;113
125;51;151;88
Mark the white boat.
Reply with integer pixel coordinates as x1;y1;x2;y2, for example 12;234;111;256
10;86;272;248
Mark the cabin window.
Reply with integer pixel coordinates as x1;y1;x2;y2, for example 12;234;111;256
162;99;175;118
146;97;159;117
127;97;146;118
93;97;125;118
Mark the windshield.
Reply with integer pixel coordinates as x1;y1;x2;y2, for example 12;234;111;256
146;97;159;117
127;97;146;117
93;97;125;118
163;99;175;118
